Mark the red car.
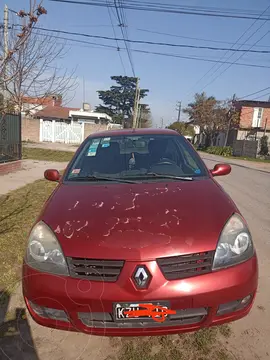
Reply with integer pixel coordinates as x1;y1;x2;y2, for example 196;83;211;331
22;129;258;336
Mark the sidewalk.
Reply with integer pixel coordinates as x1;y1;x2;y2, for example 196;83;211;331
199;152;270;173
23;142;78;152
0;160;68;196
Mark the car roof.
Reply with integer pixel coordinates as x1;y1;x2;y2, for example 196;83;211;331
86;128;179;139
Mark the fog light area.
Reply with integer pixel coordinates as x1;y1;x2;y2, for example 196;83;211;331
29;300;69;322
217;294;252;316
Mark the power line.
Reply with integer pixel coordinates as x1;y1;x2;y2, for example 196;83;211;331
136;27;270;49
117;0;136;75
238;87;270;100
199;29;270;92
183;3;270;100
29;31;269;66
29;29;270;69
196;4;270;92
29;26;270;54
106;0;126;74
131;48;270;69
49;0;270;21
113;0;136;76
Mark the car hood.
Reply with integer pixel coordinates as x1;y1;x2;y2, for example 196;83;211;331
41;179;237;261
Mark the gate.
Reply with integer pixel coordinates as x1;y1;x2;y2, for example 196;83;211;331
40;120;83;144
0;113;22;163
41;121;54;142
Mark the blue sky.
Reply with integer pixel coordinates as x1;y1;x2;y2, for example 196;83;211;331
2;0;270;126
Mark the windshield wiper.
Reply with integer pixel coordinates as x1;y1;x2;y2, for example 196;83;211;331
68;175;136;184
140;172;193;181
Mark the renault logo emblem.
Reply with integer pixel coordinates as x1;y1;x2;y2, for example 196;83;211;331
132;265;152;289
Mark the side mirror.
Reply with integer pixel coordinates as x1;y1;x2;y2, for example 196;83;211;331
44;169;60;182
211;164;231;177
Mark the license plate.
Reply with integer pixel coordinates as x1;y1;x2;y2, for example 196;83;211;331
114;302;171;322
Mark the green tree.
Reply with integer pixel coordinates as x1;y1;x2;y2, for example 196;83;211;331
259;135;269;156
183;92;230;146
138;104;152;128
167;121;195;137
95;76;149;127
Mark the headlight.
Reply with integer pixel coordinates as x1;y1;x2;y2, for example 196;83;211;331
25;221;69;276
213;214;254;270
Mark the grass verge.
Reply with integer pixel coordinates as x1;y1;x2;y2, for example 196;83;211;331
0;179;57;294
199;150;270;163
22;147;73;162
107;325;234;360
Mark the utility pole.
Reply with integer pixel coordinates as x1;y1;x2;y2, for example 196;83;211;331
135;89;140;128
3;4;9;108
264;118;268;136
83;77;86;104
132;77;140;128
224;94;236;147
176;101;181;122
137;104;142;128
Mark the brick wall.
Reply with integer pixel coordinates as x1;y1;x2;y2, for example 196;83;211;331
83;123;107;139
0;160;22;175
22;117;40;142
239;106;270;130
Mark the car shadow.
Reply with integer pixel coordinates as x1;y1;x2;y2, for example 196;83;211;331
0;290;40;360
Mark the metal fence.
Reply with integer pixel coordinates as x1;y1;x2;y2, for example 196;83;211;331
233;140;259;158
0;113;22;163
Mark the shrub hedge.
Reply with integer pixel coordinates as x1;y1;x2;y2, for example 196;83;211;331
204;146;233;157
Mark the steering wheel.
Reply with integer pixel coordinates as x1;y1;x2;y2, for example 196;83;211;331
155;157;176;165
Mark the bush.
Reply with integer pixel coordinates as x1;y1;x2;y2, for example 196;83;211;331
259;135;269;156
205;146;233;157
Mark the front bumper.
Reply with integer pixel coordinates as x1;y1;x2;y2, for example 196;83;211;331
22;254;258;336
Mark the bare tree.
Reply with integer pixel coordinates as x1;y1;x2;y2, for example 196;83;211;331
0;1;47;111
6;30;77;114
0;1;77;115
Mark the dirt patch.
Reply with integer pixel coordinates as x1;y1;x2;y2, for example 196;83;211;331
106;326;234;360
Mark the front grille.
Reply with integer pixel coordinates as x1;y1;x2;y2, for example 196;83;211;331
67;258;125;282
78;308;208;328
157;251;214;280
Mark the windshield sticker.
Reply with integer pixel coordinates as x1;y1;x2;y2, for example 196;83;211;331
71;168;80;174
87;139;100;156
101;137;111;148
194;169;201;174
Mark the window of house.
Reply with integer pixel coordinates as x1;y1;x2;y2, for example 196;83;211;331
252;108;263;128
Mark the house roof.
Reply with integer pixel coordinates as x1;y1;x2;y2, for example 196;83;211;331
35;105;80;120
22;96;62;106
70;110;112;122
233;100;270;109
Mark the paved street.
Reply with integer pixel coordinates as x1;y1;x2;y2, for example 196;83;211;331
1;154;269;360
202;154;270;360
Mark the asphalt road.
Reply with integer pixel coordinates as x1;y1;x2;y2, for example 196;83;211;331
202;154;270;360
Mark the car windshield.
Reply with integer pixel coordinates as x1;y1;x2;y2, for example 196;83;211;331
65;134;208;181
